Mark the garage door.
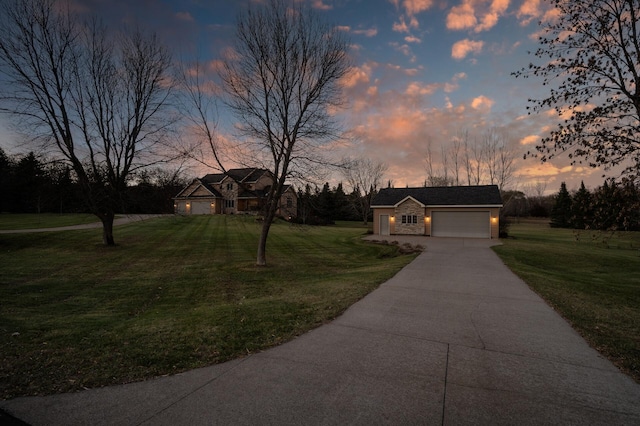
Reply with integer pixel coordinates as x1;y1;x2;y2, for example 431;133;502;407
191;201;212;215
431;211;490;238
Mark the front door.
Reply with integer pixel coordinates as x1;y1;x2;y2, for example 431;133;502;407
380;214;390;236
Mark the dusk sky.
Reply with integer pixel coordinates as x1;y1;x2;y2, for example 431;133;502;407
0;0;623;193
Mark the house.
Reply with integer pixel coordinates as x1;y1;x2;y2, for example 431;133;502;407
173;168;297;218
371;185;503;239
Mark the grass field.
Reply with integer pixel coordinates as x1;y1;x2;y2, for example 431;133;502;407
0;215;416;398
493;220;640;382
0;213;98;230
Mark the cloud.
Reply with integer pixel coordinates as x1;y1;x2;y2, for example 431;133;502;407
405;81;440;96
446;2;477;30
402;0;434;16
392;15;419;33
404;35;421;43
519;162;562;178
390;42;417;62
471;95;495;111
353;27;378;37
520;135;539;145
517;0;541;25
390;0;433;33
446;0;510;33
390;0;434;16
451;39;484;60
311;0;332;10
476;0;509;32
341;64;373;88
444;72;467;93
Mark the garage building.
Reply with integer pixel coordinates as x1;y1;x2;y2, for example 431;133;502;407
371;185;503;239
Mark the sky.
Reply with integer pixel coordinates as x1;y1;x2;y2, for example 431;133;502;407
0;0;622;194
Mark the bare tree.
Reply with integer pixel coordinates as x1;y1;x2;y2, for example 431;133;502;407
513;0;640;180
462;130;474;185
483;129;500;186
424;140;453;186
0;0;175;245
496;139;518;190
466;135;485;185
424;139;436;185
449;135;462;185
341;157;387;225
441;145;450;185
219;0;350;266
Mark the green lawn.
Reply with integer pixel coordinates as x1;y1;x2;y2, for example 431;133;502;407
0;213;98;230
493;220;640;382
0;215;415;398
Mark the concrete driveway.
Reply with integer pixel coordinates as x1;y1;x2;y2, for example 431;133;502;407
2;237;639;425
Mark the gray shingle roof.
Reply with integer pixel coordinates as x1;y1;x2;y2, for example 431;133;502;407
371;185;502;207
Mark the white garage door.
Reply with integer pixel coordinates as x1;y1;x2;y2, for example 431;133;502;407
431;211;490;238
191;201;212;215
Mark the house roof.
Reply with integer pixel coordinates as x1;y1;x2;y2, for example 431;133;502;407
200;168;269;184
201;173;226;184
174;168;292;200
371;185;503;207
173;178;223;199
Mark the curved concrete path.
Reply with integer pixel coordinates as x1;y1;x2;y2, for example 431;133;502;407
2;237;639;425
0;214;166;234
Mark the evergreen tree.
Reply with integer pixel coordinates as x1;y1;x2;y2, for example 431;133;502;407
550;182;572;228
592;180;617;230
570;181;592;229
0;148;14;212
615;180;640;231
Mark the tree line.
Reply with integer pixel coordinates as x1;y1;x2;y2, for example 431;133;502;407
549;180;640;231
0;148;186;215
295;182;371;225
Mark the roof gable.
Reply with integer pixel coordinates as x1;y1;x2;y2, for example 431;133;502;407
371;185;503;207
395;195;426;208
174;178;222;198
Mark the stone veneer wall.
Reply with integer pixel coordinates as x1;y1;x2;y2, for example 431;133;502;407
394;199;425;235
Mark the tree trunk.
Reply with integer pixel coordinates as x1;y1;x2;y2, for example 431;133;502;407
256;204;277;266
100;212;116;246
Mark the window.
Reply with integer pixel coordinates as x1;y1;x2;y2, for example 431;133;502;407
286;197;292;208
225;199;235;208
401;215;417;224
226;183;233;190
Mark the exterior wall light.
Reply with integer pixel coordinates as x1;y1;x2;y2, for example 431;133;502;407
491;217;497;223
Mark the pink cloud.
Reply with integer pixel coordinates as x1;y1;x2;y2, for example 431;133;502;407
311;0;332;10
451;39;484;60
517;0;541;25
520;135;540;145
392;15;419;33
353;27;378;37
446;2;477;31
471;95;495;110
341;64;373;88
446;0;510;33
402;0;434;16
404;35;421;43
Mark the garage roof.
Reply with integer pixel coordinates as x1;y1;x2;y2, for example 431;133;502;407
371;185;503;207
